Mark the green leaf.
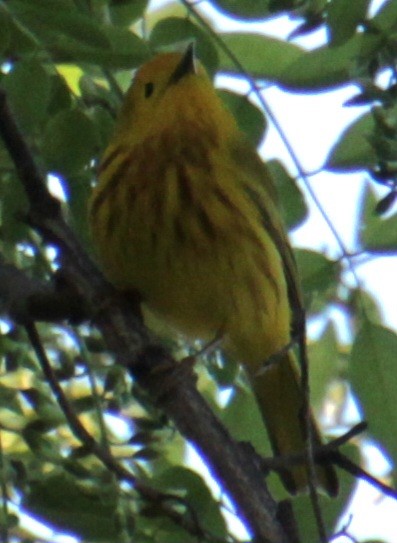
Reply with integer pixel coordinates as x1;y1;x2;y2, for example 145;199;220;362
136;514;195;543
150;17;219;74
89;105;115;152
294;249;340;312
8;0;110;49
42;109;99;175
327;0;369;46
294;444;358;540
2;59;51;132
0;6;11;55
24;472;120;541
218;89;266;147
359;186;397;253
267;159;308;229
350;319;397;461
152;467;227;538
218;33;303;82
7;0;149;69
2;6;40;57
67;171;93;248
109;0;149;27
101;25;150;68
372;0;397;32
212;0;270;20
279;35;361;91
308;323;340;408
47;73;73;116
1;173;29;245
221;385;272;456
0;384;23;414
325;111;378;172
47;27;149;69
347;287;384;326
22;427;61;461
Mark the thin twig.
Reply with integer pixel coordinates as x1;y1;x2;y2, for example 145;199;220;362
332;452;397;500
23;322;227;542
263;422;365;472
262;422;397;501
298;329;327;543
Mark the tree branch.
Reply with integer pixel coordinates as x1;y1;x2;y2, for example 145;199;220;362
0;256;87;323
0;88;291;543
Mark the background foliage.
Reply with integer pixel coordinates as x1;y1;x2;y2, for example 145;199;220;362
0;0;397;541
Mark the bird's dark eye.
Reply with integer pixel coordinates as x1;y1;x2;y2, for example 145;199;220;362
144;82;154;98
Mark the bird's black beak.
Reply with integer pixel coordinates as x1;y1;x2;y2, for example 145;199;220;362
169;43;196;85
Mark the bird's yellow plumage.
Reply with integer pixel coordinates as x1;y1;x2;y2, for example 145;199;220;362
89;46;338;496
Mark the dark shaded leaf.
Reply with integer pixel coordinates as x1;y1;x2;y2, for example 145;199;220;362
350;319;397;461
294;249;340;311
359;185;397;253
0;5;11;54
221;385;271;456
212;0;269;20
308;323;340;407
326;0;369;46
42;108;99;175
326;110;378;172
2;59;51;132
8;0;110;49
219;89;266;147
267;159;308;229
24;472;120;541
152;467;227;538
109;0;149;27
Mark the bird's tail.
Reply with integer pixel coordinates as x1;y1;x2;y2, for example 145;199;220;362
249;351;338;496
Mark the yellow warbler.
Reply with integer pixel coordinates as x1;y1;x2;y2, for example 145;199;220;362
89;45;338;496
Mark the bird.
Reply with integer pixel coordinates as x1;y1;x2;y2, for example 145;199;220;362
89;44;338;496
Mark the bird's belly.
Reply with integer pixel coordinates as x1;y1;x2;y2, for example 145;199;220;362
100;223;291;367
92;162;292;366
